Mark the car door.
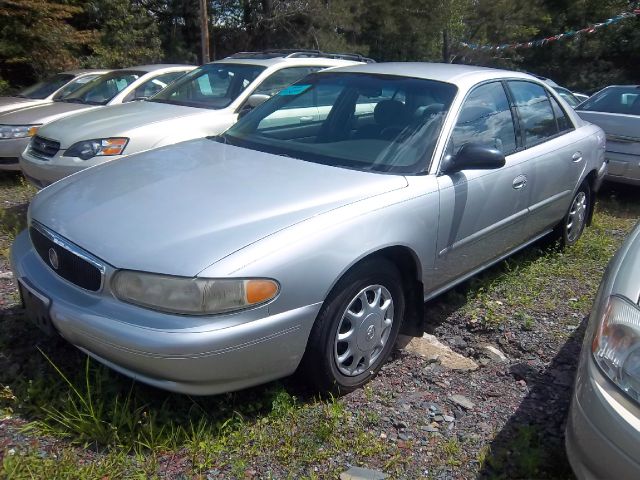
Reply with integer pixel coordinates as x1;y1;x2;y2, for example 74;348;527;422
506;80;586;237
433;81;528;286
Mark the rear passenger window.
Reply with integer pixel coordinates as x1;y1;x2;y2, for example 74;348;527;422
509;81;558;147
450;82;516;155
549;96;573;133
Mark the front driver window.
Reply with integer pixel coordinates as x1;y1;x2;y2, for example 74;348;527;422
450;82;517;155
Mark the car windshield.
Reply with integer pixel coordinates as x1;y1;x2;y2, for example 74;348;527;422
59;71;144;105
579;86;640;115
149;63;266;109
16;74;75;99
221;72;457;174
52;74;103;100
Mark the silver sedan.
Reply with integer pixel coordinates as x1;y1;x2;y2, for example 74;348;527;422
566;221;640;479
577;85;640;186
11;63;606;395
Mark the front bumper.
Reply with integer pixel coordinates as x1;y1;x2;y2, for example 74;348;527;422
20;149;126;188
566;349;640;479
604;150;640;186
0;137;30;171
11;229;320;395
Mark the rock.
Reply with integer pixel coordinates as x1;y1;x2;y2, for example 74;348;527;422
421;425;439;432
448;394;475;410
398;334;478;371
0;271;13;280
395;420;408;429
481;345;508;362
398;432;409;441
433;415;444;423
379;432;387;439
443;415;454;423
340;467;388;480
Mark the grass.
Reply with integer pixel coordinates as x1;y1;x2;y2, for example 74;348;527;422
0;174;638;478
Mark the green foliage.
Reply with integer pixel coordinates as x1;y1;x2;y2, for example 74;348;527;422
83;0;163;68
0;0;95;83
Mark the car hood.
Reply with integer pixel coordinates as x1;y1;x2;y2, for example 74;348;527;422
0;101;97;126
0;97;45;115
612;222;640;305
39;101;215;148
31;139;408;276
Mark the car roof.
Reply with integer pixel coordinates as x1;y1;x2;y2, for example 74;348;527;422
321;62;538;87
212;57;362;69
60;69;113;76
124;64;196;72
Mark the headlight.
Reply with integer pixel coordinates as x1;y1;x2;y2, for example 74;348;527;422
111;270;279;315
592;295;640;403
0;124;40;139
64;137;128;160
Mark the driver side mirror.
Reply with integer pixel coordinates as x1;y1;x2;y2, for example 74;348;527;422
441;142;506;174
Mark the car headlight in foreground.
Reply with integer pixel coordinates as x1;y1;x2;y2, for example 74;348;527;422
0;124;40;139
593;294;640;403
64;137;128;160
112;270;279;315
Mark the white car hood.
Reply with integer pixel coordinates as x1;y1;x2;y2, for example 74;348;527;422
39;101;220;148
0;97;46;115
31;139;408;276
0;101;98;126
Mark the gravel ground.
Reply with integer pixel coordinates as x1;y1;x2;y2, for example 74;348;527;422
0;172;638;479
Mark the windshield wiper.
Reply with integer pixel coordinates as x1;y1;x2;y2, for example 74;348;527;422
59;98;86;104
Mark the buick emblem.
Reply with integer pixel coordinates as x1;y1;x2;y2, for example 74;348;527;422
48;248;60;270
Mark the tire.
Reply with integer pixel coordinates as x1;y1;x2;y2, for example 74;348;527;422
555;182;591;247
300;257;405;394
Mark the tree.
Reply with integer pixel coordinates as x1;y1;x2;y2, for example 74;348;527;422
82;0;163;68
0;0;95;86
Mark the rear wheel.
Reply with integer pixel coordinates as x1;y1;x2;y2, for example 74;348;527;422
555;182;590;247
300;258;405;394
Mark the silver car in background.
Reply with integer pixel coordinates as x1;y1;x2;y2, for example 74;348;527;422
577;85;640;186
1;64;194;184
12;63;606;395
0;69;110;116
0;69;110;170
18;51;365;187
566;221;640;479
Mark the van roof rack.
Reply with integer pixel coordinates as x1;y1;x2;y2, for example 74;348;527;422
225;49;375;63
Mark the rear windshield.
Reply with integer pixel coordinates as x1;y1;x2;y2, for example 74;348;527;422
578;86;640;115
221;72;457;174
17;74;75;99
150;63;266;109
59;71;144;105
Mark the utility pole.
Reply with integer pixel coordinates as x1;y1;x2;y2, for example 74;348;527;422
199;0;210;64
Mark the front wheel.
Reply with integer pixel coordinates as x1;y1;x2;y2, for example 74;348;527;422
556;182;591;247
300;258;405;394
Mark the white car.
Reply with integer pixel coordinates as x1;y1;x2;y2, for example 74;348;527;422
19;51;369;187
1;65;193;178
0;70;110;171
0;69;110;116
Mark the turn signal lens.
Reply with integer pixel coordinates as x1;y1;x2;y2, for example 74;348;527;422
246;279;279;304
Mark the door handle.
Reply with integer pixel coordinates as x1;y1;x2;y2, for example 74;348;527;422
512;174;527;190
299;116;314;123
572;152;583;162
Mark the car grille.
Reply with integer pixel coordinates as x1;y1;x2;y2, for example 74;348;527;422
0;157;18;165
28;135;60;160
29;225;103;291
